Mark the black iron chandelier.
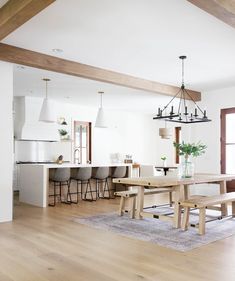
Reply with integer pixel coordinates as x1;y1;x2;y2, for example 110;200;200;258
153;56;211;124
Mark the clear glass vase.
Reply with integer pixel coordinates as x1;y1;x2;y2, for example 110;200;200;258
179;160;194;178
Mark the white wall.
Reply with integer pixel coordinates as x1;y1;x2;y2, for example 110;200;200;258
188;86;235;195
192;86;235;174
0;62;13;222
14;96;191;166
55;101;192;165
54;101;159;164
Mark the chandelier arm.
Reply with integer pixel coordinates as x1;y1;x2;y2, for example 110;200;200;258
177;89;183;115
161;87;182;113
183;88;187;112
184;89;204;115
183;89;189;122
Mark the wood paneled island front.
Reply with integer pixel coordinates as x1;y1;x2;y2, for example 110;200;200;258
18;163;132;207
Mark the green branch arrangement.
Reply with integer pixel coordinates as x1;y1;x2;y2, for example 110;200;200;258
173;141;207;160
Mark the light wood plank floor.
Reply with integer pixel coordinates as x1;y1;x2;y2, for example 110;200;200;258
0;194;235;281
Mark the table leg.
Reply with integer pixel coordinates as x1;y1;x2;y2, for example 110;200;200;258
173;184;184;228
136;186;144;219
220;180;228;216
184;184;190;200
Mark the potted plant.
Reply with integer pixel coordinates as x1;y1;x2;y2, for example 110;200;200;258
173;141;206;178
161;156;167;167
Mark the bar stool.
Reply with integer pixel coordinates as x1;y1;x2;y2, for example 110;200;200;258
93;167;112;199
71;167;94;202
49;168;71;206
112;166;127;192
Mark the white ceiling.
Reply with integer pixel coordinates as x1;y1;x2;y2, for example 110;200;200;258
13;65;171;114
3;0;235;111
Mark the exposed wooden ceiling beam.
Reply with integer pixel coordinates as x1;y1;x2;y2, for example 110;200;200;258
187;0;235;29
0;0;56;40
0;43;201;101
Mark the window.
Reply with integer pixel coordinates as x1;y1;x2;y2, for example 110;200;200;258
221;108;235;192
175;127;181;164
74;121;91;164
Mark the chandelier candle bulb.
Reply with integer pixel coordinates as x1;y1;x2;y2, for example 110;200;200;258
158;108;161;116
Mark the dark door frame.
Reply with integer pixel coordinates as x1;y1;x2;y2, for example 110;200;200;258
221;107;235;192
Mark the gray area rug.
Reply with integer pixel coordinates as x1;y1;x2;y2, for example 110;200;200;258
73;206;235;252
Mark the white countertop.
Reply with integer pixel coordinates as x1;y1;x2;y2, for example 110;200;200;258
18;162;132;168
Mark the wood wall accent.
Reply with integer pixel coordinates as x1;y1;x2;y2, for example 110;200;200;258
0;0;56;40
0;43;201;101
187;0;235;29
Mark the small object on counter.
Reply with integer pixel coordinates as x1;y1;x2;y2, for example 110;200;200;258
124;154;133;163
124;159;133;163
56;155;63;164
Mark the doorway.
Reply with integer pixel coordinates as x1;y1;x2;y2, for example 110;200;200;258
73;121;92;164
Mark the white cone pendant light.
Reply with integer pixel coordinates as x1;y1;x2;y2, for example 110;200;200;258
95;91;107;128
39;78;56;123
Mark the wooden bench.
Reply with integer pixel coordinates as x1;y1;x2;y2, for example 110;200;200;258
115;187;173;219
179;192;235;235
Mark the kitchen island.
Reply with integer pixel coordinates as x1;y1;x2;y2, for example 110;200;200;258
18;163;132;207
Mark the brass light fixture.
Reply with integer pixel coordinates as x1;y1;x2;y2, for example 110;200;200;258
153;56;211;124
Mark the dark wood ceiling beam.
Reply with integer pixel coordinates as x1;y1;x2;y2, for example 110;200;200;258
187;0;235;29
0;43;201;101
0;0;56;40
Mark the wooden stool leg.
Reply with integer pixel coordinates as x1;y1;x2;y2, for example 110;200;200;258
129;197;136;219
182;207;190;231
118;197;125;216
199;208;206;235
232;201;235;217
169;192;173;207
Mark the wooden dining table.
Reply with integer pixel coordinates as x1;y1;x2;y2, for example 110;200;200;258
113;173;235;228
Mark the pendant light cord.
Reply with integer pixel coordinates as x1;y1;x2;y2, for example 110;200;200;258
46;80;48;99
43;78;50;99
98;91;104;108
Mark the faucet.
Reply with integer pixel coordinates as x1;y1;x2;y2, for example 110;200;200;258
74;148;80;164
